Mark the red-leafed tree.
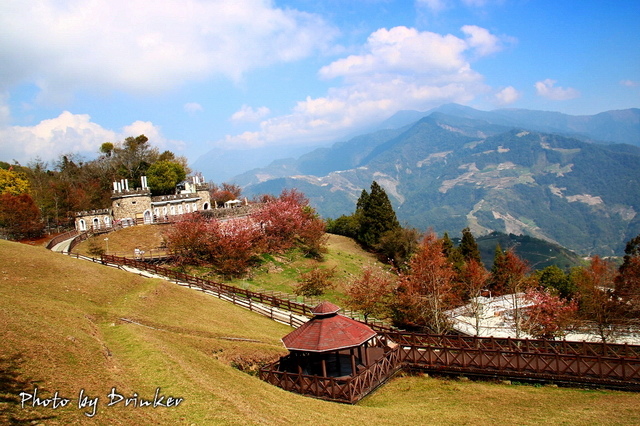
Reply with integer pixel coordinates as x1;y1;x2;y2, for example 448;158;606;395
459;258;491;335
296;206;328;259
0;193;44;240
163;213;215;266
572;256;627;343
615;235;640;316
522;287;578;340
164;214;264;278
210;182;242;206
345;265;396;322
213;217;264;278
252;189;326;257
393;231;459;333
498;250;535;338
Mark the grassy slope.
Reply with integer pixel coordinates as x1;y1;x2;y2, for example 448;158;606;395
4;240;640;424
228;234;382;305
73;224;171;258
74;230;382;305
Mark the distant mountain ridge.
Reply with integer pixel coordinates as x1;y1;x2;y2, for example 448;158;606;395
238;105;640;256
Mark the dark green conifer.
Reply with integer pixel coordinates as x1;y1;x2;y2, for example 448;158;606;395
489;243;507;295
459;227;481;264
357;181;400;248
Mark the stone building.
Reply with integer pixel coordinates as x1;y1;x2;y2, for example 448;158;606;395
75;175;212;231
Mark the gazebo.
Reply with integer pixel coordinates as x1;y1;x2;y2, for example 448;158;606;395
278;302;382;377
260;302;402;403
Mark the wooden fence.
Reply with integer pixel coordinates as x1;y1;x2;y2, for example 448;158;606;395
100;254;314;325
384;332;640;390
71;254;640;398
98;254;392;329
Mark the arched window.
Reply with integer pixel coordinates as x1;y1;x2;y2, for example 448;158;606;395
143;210;152;224
178;204;183;215
185;203;191;213
93;218;100;230
103;216;111;228
78;219;86;231
170;205;176;215
154;208;159;217
203;202;209;210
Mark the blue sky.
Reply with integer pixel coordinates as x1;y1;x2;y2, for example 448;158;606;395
1;0;638;171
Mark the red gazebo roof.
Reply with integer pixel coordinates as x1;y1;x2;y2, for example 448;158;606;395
282;303;377;352
312;301;341;316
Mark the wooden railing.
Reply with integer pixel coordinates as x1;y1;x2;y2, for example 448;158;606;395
259;345;403;404
385;332;640;389
45;230;79;249
99;254;392;329
101;254;315;321
79;254;640;395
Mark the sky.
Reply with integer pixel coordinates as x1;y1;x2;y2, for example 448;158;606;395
0;0;639;171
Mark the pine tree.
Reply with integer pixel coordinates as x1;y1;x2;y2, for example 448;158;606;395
489;243;507;295
442;231;465;272
357;181;400;248
459;227;481;264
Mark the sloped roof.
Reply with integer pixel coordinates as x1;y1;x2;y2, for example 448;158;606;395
312;301;341;316
282;303;377;352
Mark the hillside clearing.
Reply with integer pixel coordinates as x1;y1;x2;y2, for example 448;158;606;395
1;240;640;424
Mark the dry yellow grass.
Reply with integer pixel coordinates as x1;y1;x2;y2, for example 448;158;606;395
72;224;171;257
2;239;640;425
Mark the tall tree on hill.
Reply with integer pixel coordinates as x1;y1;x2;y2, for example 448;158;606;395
573;256;627;343
502;250;535;338
346;265;395;322
376;226;420;269
489;243;507;295
146;160;187;195
0;193;44;240
536;265;576;299
0;168;31;195
615;234;640;315
357;181;400;248
459;227;481;264
459;258;491;335
393;231;458;333
441;231;465;272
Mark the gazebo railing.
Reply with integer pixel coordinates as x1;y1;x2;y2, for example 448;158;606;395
259;346;403;404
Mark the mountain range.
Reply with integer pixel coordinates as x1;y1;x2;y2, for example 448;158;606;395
230;105;640;256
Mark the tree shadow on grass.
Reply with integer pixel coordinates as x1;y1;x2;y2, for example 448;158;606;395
0;353;57;425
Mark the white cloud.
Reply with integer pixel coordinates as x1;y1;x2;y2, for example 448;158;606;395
620;79;639;87
494;86;521;105
184;103;203;114
0;0;337;100
230;105;271;123
221;25;510;149
461;25;505;57
534;79;580;101
319;26;470;79
0;112;182;164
